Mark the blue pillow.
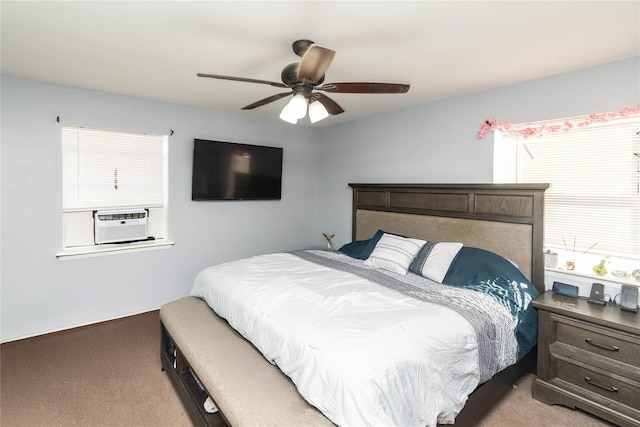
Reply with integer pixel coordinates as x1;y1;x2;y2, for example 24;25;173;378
338;229;385;260
443;247;531;287
443;246;540;359
337;239;371;259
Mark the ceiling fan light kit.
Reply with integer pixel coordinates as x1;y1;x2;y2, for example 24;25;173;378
279;94;308;124
279;104;298;124
279;91;331;124
198;39;410;125
289;94;308;119
308;100;329;123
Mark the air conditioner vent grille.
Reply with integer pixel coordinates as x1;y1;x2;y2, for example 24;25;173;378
97;211;146;221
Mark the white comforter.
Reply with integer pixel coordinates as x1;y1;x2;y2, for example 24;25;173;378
190;250;517;427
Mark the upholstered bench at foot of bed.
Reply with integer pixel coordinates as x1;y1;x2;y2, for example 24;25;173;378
159;296;333;427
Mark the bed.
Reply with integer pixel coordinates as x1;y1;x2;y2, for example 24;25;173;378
160;183;548;427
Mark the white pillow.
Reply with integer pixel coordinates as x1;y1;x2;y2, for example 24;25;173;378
409;241;463;283
364;233;426;275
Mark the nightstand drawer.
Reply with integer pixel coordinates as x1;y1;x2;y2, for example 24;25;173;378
554;357;640;410
555;317;640;367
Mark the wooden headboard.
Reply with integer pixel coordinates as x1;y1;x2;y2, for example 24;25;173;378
349;183;548;293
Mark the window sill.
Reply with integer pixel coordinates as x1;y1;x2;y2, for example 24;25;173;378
56;239;174;261
545;266;640;288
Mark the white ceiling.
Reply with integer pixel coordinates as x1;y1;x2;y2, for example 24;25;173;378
2;1;639;127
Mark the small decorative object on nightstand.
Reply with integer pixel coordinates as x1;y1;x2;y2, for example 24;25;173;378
532;291;640;426
592;257;609;276
322;233;335;250
620;285;639;313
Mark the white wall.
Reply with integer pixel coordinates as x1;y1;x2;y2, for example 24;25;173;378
317;58;640;249
1;76;322;342
2;57;638;342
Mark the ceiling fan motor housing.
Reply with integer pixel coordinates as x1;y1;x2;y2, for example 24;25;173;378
281;63;324;87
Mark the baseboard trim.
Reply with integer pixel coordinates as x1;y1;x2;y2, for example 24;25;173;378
1;307;160;344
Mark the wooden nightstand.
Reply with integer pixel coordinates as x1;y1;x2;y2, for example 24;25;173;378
532;291;640;427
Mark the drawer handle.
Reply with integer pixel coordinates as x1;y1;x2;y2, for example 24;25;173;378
584;376;619;393
584;338;619;352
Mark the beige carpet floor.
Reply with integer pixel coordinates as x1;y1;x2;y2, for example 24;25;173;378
1;310;614;427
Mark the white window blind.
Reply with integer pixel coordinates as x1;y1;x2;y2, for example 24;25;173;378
494;116;640;260
62;126;166;211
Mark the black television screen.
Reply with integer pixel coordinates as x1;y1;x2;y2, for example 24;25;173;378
192;139;283;201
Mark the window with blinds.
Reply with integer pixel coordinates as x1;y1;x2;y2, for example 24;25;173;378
60;126;169;254
494;115;640;261
62;126;166;210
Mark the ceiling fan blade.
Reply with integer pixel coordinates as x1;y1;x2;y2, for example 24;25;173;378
297;45;336;83
197;73;288;89
241;92;292;110
317;82;410;94
314;93;344;116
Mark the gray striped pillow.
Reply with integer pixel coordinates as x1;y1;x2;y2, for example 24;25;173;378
364;233;426;275
409;241;463;282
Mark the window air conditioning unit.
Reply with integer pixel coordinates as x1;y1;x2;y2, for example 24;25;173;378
94;209;148;244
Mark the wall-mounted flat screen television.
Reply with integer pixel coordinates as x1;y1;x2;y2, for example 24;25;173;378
192;139;283;201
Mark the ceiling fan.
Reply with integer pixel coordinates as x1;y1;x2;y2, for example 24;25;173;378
197;39;410;124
